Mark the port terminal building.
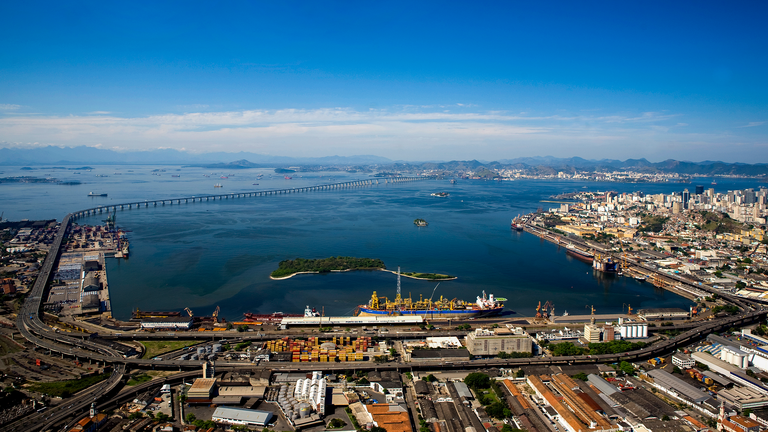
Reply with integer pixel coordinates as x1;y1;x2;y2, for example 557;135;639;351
463;327;532;357
139;316;193;330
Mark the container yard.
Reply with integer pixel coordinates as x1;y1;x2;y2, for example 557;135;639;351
263;336;381;362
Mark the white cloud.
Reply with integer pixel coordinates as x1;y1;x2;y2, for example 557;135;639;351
0;106;757;160
740;121;765;128
0;104;21;110
87;111;112;115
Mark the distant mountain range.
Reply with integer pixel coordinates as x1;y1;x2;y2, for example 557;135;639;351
0;146;391;166
0;146;766;176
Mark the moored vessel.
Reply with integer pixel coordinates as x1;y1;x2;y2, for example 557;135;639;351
356;268;503;319
357;290;504;319
565;244;594;263
243;311;302;323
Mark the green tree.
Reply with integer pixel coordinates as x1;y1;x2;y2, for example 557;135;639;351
485;401;512;419
572;373;589;381
515;369;525;378
465;372;491;389
185;413;196;423
619;361;635;376
329;418;347;429
371;427;388;432
672;366;682;374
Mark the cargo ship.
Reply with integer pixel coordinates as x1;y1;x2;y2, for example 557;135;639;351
88;192;108;197
357;289;504;320
131;309;181;321
357;269;503;319
511;216;524;231
565;244;594;263
243;311;303;323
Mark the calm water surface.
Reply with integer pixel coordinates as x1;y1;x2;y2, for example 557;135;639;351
2;164;764;320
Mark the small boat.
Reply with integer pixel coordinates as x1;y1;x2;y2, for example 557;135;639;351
220;176;228;179
214;184;223;188
563;311;569;317
711;180;717;185
635;276;647;282
252;183;259;185
88;192;108;197
171;175;180;178
284;176;292;180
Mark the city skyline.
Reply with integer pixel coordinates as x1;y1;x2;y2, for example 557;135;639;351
1;2;766;162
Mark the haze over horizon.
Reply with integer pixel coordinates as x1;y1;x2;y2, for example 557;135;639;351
1;2;766;163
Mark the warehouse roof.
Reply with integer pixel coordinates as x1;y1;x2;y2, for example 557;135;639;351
587;374;618;396
212;407;273;425
647;369;709;403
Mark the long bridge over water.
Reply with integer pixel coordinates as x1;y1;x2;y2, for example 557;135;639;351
72;176;426;219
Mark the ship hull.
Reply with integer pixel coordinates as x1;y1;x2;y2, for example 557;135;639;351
357;306;503;320
566;248;594;263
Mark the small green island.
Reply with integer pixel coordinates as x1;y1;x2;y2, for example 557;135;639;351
271;257;386;279
400;272;455;280
414;218;428;227
270;257;457;280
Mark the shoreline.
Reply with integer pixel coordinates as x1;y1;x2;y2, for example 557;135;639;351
270;267;457;281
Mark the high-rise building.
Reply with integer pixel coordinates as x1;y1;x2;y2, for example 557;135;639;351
682;189;690;209
695;185;704;195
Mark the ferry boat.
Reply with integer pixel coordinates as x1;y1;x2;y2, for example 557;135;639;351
565;244;594;263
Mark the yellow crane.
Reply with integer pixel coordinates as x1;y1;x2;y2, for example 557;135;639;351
184;307;193;317
212;306;220;323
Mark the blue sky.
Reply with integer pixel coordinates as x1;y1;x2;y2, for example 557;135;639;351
1;1;766;162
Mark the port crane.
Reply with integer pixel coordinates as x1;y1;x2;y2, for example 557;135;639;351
184;307;193;317
212;306;220;323
542;301;553;319
586;305;596;324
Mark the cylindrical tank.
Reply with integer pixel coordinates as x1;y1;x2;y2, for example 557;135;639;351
197;347;205;355
299;403;311;418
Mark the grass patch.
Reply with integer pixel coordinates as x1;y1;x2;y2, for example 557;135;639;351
127;373;152;386
29;373;109;398
0;336;22;356
139;340;197;359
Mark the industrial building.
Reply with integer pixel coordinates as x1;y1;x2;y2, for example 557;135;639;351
718;387;768;410
583;324;615;343
279;315;423;328
527;374;618;432
672;353;696;369
463;327;532;356
637;307;689;320
721;346;750;369
211;407;273;427
408;348;470;362
294;371;327;415
139;316;193;330
645;369;713;414
618;322;648;339
187;378;217;402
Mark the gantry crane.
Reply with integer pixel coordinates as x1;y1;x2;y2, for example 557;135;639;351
184;307;193;317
